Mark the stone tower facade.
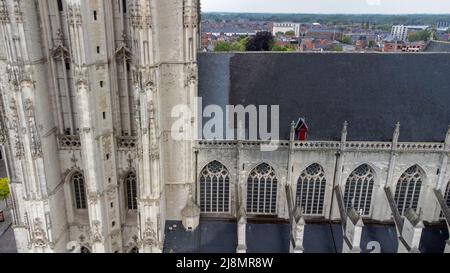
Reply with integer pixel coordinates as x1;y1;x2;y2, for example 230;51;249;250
0;0;200;253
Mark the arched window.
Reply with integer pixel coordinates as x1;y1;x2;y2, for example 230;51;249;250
126;172;138;210
72;172;86;209
344;164;375;217
446;182;450;208
441;182;450;219
246;163;278;215
296;163;326;216
80;246;91;253
199;161;230;213
130;247;139;253
395;165;424;215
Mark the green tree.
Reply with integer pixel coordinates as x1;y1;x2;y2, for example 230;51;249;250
408;30;432;42
214;41;231;52
331;45;343;52
0;178;10;208
285;30;296;36
368;40;376;48
230;41;244;51
339;36;352;44
275;31;284;36
272;45;287;51
246;31;274;51
237;37;249;50
272;44;295;52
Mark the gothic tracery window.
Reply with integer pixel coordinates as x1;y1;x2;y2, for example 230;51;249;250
72;172;87;210
395;165;424;216
126;172;138;210
296;163;326;216
446;182;450;208
246;163;278;215
343;164;375;217
199;161;230;213
441;182;450;218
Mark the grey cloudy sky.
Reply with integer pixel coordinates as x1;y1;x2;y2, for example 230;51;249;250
202;0;450;14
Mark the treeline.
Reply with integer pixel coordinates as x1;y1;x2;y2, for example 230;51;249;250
203;12;450;26
214;32;294;52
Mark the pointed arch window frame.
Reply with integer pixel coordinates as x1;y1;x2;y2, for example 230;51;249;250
394;165;424;216
71;171;87;210
296;163;326;216
125;171;138;211
440;182;450;219
199;161;231;214
343;164;375;217
446;182;450;208
246;163;278;215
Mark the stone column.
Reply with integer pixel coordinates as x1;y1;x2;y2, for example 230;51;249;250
287;122;295;204
236;207;247;253
66;0;108;252
330;122;347;220
76;79;107;253
290;206;305;253
0;0;65;253
445;241;450;253
342;208;363;253
137;81;164;253
397;208;424;253
376;123;399;220
236;121;246;215
437;126;450;191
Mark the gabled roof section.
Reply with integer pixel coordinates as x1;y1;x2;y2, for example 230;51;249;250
198;52;450;142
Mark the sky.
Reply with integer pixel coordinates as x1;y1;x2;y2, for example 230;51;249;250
202;0;450;14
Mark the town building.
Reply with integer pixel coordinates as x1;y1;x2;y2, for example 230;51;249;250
272;22;301;37
391;25;430;41
437;21;450;32
305;28;343;41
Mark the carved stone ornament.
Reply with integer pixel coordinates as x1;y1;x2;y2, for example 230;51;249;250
91;221;103;243
23;99;42;158
31;218;48;248
13;0;23;23
9;99;24;158
87;192;101;205
75;67;89;87
150;149;160;161
186;64;198;86
142;218;157;246
106;185;117;198
0;0;10;24
183;0;198;28
67;1;82;26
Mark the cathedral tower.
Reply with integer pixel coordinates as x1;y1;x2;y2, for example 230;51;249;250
0;0;200;253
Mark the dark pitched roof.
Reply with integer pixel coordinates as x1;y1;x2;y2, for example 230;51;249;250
198;52;450;142
424;40;450;52
162;220;448;253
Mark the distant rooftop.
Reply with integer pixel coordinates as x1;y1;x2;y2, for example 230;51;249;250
424;40;450;52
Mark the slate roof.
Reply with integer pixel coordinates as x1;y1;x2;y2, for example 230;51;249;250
198;52;450;141
163;220;448;253
424;40;450;52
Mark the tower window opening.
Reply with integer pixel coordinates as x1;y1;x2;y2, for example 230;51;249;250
57;0;63;12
